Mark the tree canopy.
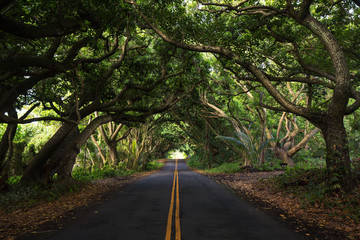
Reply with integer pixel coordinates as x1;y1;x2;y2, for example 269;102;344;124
0;0;359;192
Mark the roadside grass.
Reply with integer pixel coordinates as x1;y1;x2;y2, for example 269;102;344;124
189;153;360;223
186;155;240;173
186;155;205;169
0;160;164;213
203;162;240;174
144;160;165;171
72;165;137;181
72;160;164;181
0;178;88;212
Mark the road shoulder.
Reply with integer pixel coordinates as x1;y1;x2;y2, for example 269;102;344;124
197;170;359;240
0;171;156;240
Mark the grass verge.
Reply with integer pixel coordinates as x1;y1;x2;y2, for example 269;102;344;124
203;162;240;174
0;160;164;213
0;178;88;213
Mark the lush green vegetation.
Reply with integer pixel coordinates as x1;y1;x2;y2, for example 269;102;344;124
0;178;88;212
188;151;360;222
204;163;240;174
0;0;360;205
0;160;164;212
72;165;137;182
272;164;360;222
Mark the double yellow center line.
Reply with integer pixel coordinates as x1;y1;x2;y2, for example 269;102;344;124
165;159;181;240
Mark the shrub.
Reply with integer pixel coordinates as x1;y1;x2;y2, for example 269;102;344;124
144;160;164;170
0;178;87;212
186;155;204;169
294;157;326;169
272;167;360;222
256;158;284;171
6;176;21;185
205;162;240;174
72;165;136;181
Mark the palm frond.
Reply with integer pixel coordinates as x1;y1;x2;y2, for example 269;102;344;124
216;135;247;149
235;131;253;150
256;138;276;153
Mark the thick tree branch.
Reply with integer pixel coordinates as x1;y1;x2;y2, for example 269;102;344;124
291;42;336;82
0;55;66;72
0;114;77;124
199;1;281;17
0;14;80;39
299;0;312;20
288;128;319;156
126;0;233;57
128;0;324;121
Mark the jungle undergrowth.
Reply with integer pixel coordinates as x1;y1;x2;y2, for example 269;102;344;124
0;160;164;213
272;166;360;223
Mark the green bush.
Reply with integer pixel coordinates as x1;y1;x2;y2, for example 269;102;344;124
0;179;87;212
274;167;326;190
294;157;326;169
144;160;164;170
72;159;164;181
272;167;360;222
5;175;21;185
256;158;284;171
255;156;326;171
72;165;136;181
186;155;204;169
205;162;240;174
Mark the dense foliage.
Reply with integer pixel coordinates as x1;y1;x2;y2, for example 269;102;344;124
0;0;359;197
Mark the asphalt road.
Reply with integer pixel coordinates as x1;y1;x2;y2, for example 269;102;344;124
29;159;308;240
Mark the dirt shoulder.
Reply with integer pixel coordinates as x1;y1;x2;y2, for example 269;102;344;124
197;170;359;240
0;171;155;240
1;168;358;240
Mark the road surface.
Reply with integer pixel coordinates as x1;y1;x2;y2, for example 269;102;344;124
27;159;308;240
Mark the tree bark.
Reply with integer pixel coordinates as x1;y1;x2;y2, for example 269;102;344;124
321;118;353;191
21;122;76;182
90;135;107;166
301;14;353;191
0;107;17;175
274;146;295;167
47;126;80;180
97;120;123;166
48;115;114;179
108;141;120;166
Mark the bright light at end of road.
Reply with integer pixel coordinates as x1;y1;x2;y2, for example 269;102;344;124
171;150;186;159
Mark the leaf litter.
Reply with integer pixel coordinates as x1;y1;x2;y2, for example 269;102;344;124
199;170;360;240
0;171;154;240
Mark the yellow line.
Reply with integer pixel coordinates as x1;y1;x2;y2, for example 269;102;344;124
165;163;176;240
175;168;181;240
165;159;181;240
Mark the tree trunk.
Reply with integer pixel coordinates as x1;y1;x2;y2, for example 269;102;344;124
90;135;107;166
0;174;9;192
0;107;17;174
47;126;80;180
11;141;26;175
257;108;267;166
108;141;120;166
321;118;353;191
21;122;76;182
140;152;150;170
49;115;114;179
274;144;295;167
97;120;124;167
